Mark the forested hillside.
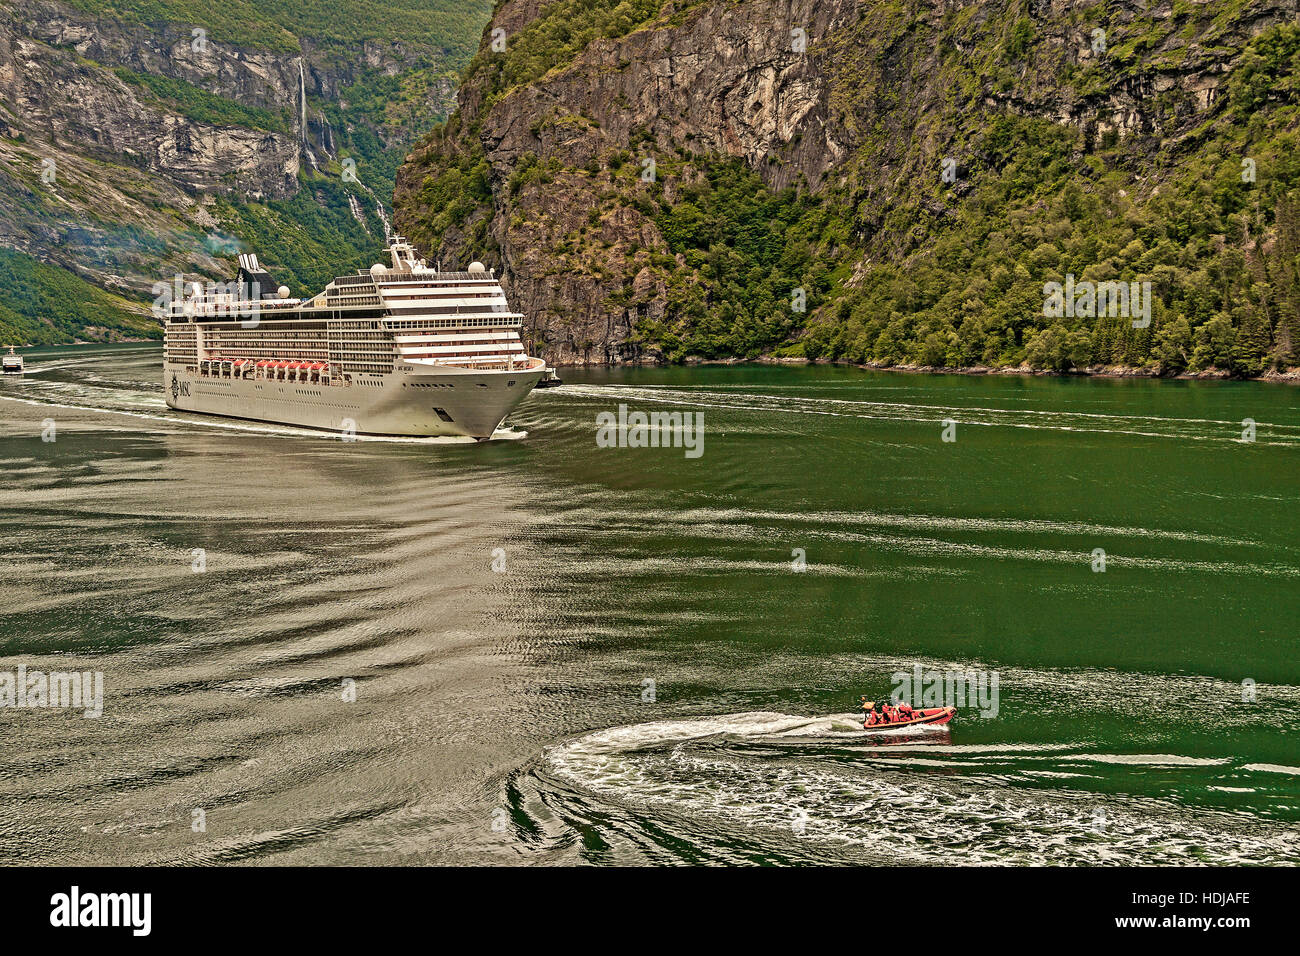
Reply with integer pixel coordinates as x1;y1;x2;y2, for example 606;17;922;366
396;0;1300;378
0;248;154;344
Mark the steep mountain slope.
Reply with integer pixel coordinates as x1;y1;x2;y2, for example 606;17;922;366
394;0;1300;377
0;0;491;344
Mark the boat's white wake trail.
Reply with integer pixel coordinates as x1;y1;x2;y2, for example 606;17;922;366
543;711;1300;865
557;383;1300;446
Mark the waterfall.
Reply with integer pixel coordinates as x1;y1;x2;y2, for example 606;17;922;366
348;175;393;238
297;60;308;144
347;194;370;234
297;59;316;168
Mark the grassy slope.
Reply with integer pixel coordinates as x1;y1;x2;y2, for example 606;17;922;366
214;174;390;292
111;66;293;135
58;0;492;56
0;248;157;344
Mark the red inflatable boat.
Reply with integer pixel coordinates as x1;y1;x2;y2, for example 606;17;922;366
862;706;955;731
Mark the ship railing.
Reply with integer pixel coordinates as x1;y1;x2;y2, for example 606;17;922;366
359;270;491;281
326;296;383;307
169;296;300;320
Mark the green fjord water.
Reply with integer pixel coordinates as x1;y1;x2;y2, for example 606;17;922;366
1;343;1298;865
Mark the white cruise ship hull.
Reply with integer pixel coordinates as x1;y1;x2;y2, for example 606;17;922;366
164;363;544;439
163;237;551;439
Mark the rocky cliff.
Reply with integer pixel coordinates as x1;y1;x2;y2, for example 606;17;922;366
0;0;481;343
395;0;1300;376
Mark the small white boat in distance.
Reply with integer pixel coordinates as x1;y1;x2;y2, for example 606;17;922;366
1;347;23;373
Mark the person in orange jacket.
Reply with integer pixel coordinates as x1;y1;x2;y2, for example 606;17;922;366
860;698;878;727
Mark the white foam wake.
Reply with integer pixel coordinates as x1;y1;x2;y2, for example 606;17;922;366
544;712;1300;865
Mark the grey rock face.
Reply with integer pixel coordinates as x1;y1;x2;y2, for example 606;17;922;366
0;0;458;297
3;3;301;198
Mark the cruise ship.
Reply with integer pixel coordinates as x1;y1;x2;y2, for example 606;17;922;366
163;237;546;438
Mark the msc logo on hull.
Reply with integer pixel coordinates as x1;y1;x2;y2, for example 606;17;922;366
170;374;190;401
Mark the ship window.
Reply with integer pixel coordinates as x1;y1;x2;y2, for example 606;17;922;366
433;407;455;423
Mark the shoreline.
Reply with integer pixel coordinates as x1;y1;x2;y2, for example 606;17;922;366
7;337;159;348
765;357;1300;385
25;340;1300;385
558;354;1300;385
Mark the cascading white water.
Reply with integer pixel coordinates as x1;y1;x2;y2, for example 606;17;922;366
347;194;369;233
297;59;316;168
297;60;308;144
